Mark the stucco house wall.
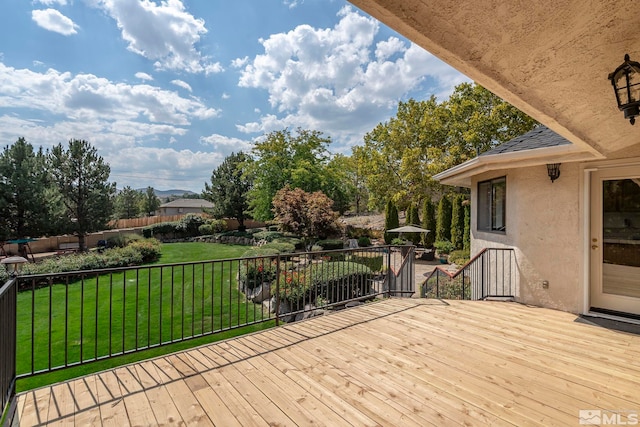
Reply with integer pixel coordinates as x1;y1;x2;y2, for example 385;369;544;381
471;162;584;312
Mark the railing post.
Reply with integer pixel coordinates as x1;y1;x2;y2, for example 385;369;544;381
275;254;281;327
481;253;485;299
1;278;17;427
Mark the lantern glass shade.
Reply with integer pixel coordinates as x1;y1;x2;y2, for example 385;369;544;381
609;54;640;124
547;163;561;183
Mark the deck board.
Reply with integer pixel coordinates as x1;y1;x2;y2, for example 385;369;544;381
14;299;640;426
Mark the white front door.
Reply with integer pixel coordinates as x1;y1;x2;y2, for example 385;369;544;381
590;166;640;316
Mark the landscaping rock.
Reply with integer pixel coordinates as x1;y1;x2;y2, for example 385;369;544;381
248;283;271;303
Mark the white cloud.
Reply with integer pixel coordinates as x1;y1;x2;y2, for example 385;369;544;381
94;0;223;74
237;6;468;147
171;79;192;92
34;0;68;5
0;115;218;191
231;56;249;68
221;93;230;100
200;133;252;151
108;147;223;191
375;37;405;61
283;0;302;8
0;63;220;125
32;9;79;36
135;72;153;81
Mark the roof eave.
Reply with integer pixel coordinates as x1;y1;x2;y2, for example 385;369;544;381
434;144;601;187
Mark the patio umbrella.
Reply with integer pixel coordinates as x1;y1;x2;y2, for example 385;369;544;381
387;225;430;234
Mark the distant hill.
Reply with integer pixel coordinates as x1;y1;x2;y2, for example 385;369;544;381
136;188;198;197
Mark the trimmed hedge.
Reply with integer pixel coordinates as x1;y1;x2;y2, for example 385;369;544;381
273;261;372;303
260;242;295;254
241;247;281;257
106;233;143;248
20;239;162;276
253;230;283;242
315;239;344;250
349;253;383;272
272;237;304;250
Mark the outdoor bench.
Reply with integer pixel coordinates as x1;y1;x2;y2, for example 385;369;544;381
57;242;80;254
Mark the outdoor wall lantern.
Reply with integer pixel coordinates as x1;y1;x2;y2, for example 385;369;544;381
547;163;561;183
1;256;29;277
608;54;640;125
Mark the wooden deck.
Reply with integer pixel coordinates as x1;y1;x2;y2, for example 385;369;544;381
13;299;640;426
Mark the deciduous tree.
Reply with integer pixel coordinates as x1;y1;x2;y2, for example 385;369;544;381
272;185;340;246
246;128;347;221
354;83;537;210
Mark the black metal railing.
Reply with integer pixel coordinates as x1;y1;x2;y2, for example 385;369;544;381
1;278;17;427
422;248;517;300
9;245;412;380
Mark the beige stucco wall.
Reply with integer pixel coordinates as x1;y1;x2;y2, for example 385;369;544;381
471;162;584;313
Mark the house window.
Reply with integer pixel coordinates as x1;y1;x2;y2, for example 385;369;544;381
478;177;506;232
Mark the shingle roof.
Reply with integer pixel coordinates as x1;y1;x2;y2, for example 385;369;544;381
480;125;571;156
159;198;214;208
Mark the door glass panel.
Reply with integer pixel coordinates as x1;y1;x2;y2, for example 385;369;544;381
602;178;640;297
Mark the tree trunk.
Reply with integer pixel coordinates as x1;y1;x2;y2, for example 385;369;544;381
78;234;86;252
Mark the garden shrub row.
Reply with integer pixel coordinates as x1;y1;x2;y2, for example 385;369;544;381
16;238;162;277
314;239;345;250
143;214;223;239
349;252;383;272
274;261;372;303
252;230;283;242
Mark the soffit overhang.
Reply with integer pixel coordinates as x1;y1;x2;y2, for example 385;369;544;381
349;0;639;158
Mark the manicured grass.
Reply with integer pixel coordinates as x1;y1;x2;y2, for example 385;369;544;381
16;242;272;391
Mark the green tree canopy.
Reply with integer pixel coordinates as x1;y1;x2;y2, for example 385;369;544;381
203;151;252;230
142;187;161;217
245;128;348;221
0;138;51;239
113;186;143;220
354;83;537;210
383;199;399;244
421;198;436;248
272;185;340;245
436;195;452;243
49;139;116;251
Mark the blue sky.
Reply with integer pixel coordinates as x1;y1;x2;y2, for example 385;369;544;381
0;0;468;192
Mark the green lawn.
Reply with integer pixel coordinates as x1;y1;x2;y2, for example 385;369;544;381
16;242;275;391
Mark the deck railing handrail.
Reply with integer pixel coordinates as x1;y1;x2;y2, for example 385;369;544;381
6;245;413;379
422;247;517;300
0;278;17;427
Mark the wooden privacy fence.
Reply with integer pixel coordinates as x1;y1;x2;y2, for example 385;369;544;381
109;215;184;229
109;216;265;231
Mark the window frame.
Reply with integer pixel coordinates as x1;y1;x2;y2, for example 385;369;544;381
477;176;507;233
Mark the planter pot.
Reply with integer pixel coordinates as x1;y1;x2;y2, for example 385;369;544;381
439;255;448;264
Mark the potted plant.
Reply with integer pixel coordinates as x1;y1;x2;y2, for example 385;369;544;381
434;240;454;264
